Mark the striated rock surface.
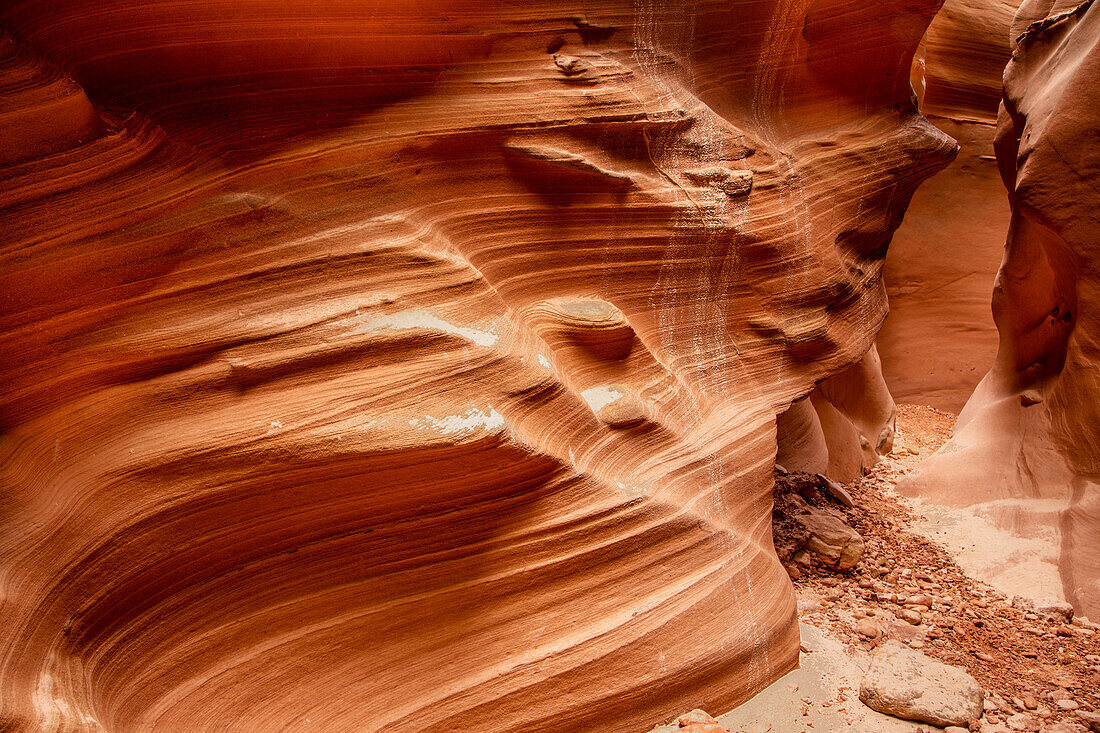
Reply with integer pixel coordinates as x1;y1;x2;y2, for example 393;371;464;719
919;0;1023;121
900;0;1100;618
0;2;955;731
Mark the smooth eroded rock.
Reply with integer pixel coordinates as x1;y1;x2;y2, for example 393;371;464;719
859;640;983;727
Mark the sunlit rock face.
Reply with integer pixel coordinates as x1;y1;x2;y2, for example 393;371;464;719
0;2;954;730
900;0;1100;618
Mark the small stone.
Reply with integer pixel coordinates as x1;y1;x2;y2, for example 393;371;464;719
678;709;718;727
901;609;923;625
1006;713;1041;731
1041;723;1087;733
1011;596;1074;622
887;621;925;643
1056;700;1081;711
975;652;995;663
854;618;881;638
814;472;857;508
1023;697;1038;711
1075;710;1100;731
859;640;983;727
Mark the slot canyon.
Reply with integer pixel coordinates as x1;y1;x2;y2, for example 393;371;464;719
0;1;1096;731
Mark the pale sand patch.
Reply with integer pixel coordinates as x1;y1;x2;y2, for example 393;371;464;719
901;495;1067;606
650;624;932;733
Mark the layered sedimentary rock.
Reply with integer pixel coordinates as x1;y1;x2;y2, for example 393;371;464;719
0;2;955;731
775;345;897;480
919;0;1023;121
900;0;1100;618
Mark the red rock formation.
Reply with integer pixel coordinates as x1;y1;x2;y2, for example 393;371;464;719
900;0;1100;618
0;2;954;730
877;118;1009;412
920;0;1023;121
776;345;898;480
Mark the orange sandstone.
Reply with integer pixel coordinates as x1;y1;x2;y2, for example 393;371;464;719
0;2;955;730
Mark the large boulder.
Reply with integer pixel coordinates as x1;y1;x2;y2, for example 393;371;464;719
789;495;865;570
859;640;984;727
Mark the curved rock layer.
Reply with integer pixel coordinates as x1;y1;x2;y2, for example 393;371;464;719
776;0;1023;476
775;344;897;481
919;0;1022;121
900;0;1100;618
0;3;954;731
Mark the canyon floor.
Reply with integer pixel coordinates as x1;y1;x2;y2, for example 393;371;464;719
652;405;1100;733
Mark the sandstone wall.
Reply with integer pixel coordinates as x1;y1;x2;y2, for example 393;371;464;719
0;2;954;730
900;0;1100;619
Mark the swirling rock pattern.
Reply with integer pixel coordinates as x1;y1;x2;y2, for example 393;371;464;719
900;0;1100;618
0;2;954;731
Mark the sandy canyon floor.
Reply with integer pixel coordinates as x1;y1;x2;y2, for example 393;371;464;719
652;405;1100;733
